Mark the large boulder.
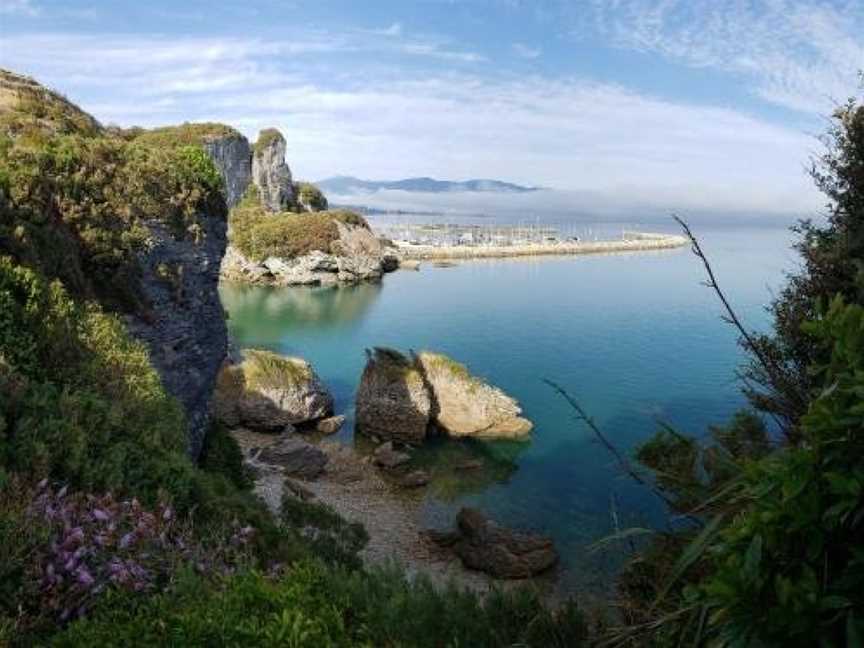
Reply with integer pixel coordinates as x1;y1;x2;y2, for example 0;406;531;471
252;129;295;212
355;348;432;444
354;348;532;444
415;352;532;439
255;434;328;479
212;350;334;431
429;508;558;579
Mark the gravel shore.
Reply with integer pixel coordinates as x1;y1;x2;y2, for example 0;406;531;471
232;429;556;596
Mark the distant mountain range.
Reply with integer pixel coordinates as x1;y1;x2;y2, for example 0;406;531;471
315;175;540;195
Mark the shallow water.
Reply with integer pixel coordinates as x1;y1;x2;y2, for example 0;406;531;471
220;218;798;595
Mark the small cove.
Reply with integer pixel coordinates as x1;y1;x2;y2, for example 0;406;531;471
220;219;798;595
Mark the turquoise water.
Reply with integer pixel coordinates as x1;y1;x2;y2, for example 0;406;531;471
220;219;798;594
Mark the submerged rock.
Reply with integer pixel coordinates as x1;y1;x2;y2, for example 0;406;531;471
356;348;432;444
373;441;412;469
429;507;558;579
212;350;333;431
354;348;532;444
399;469;431;489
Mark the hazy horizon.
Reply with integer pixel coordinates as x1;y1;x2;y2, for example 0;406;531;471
2;0;861;215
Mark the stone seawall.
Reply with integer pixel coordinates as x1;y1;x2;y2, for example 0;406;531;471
395;232;688;260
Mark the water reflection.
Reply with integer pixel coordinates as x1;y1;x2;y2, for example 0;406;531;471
220;281;382;344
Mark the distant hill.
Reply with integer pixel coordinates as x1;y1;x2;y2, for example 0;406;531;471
316;175;539;195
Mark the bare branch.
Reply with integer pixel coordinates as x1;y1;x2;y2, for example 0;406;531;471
673;215;806;429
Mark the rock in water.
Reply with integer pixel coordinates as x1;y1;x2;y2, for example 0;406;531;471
256;434;328;479
316;415;346;435
415;351;532;439
429;507;558;579
355;348;432;444
373;441;412;469
212;351;334;430
252;129;295;212
399;469;431;488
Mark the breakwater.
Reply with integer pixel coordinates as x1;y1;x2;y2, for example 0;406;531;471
395;231;689;260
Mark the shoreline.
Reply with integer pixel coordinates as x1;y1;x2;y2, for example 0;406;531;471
395;232;688;260
232;429;563;600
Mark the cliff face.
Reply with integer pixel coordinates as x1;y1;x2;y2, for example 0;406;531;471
203;133;252;208
125;213;228;458
252;129;295;212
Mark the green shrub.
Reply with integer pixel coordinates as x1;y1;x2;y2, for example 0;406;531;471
199;424;253;491
131;122;242;150
0;133;226;311
294;182;328;211
253;128;283;155
229;204;369;262
280;494;368;570
56;560;588;647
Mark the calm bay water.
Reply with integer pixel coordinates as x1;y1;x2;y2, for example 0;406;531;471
220;216;799;594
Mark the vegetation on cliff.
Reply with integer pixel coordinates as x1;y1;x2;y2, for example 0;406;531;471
229;186;368;262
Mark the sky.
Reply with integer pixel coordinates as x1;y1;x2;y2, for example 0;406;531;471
1;0;862;215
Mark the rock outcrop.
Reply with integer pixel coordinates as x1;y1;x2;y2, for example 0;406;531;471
252;129;295;212
212;349;334;431
427;508;558;579
221;221;400;287
202;132;252;208
355;348;532;445
355;348;433;444
415;352;532;439
125;212;228;459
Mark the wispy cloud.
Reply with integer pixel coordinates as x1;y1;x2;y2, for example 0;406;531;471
376;22;403;37
512;43;541;59
0;0;39;16
0;31;821;214
578;0;864;113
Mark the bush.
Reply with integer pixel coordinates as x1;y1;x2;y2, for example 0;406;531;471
280;494;368;570
294;182;328;212
229;203;369;262
56;560;589;647
0;132;225;311
199;424;253;491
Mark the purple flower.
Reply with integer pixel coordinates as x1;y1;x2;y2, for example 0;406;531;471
119;532;135;549
92;508;110;522
76;567;95;588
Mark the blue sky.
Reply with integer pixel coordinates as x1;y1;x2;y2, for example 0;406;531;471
1;0;862;214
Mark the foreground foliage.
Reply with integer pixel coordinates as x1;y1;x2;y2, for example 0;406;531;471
56;561;587;648
613;94;864;645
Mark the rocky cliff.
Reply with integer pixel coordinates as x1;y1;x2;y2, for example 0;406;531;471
1;69;230;459
124;213;228;458
203;133;252;208
252;128;295;212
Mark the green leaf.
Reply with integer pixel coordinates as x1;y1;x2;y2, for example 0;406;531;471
652;513;725;611
742;534;762;580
